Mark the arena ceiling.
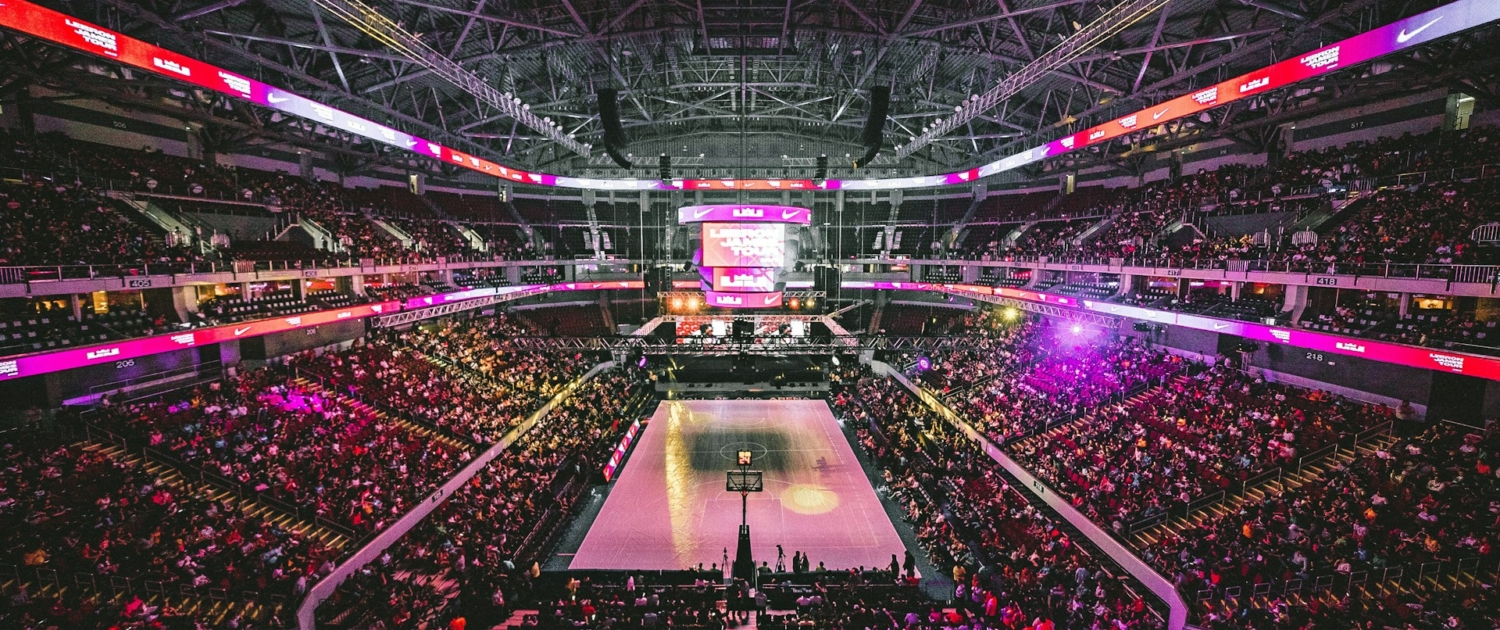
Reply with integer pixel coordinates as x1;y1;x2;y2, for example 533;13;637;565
3;0;1497;178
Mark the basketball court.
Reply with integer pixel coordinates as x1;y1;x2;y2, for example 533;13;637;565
569;399;907;572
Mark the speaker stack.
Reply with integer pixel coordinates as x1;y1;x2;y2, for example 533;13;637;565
813;266;842;294
643;266;673;294
852;86;891;168
597;89;632;169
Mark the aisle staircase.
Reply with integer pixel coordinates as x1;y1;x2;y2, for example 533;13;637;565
56;442;341;626
290;376;475;452
83;442;352;551
1127;431;1398;550
1006;384;1164;453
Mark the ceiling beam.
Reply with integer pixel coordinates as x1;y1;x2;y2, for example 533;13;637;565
387;0;582;38
313;0;591;155
601;0;654;35
835;0;884;34
901;0;1094;38
93;0;496;158
896;0;1172;159
172;0;250;22
202;30;412;63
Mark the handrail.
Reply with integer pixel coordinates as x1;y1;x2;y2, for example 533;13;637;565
889;253;1500;284
295;360;617;630
870;361;1188;630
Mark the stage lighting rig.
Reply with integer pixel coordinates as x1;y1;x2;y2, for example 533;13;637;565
895;0;1170;160
311;0;589;157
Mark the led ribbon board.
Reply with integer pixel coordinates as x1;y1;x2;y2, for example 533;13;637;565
0;278;654;383
2;0;1496;189
839;280;1500;381
677;205;813;224
0;301;399;382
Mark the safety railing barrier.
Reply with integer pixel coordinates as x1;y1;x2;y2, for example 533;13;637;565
295;361;617;630
85;361;224;403
0;252;560;284
916;254;1500;284
1471;222;1500;245
869;361;1186;630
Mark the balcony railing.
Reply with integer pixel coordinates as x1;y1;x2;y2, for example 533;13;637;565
916;254;1500;284
0;253;569;285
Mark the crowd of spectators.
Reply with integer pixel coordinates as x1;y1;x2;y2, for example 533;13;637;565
0;130;534;265
98;367;468;534
294;317;595;443
0;180;202;266
388;217;472;259
915;314;1182;446
317;368;649;629
952;128;1500;269
1376;310;1500;350
832;365;1164;630
1145;421;1497;609
1;431;335;629
1008;364;1394;531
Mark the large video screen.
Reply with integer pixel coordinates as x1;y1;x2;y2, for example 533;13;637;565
708;267;779;292
701;222;786;268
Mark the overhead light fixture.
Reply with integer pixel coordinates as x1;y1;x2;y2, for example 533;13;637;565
896;0;1170;160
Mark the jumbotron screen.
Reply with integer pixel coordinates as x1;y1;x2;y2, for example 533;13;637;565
700;222;786;268
707;267;779;293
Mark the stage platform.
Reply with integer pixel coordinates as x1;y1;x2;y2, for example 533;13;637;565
569;399;907;572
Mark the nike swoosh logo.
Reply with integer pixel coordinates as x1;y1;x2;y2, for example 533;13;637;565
1213;323;1230;330
233;326;252;336
1397;16;1441;43
1152;107;1170;120
781;210;800;220
266;93;289;104
694;208;714;219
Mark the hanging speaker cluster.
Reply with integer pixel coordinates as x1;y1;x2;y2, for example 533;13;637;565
597;89;633;169
853;86;890;169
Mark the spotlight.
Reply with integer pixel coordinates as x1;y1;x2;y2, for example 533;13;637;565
637;355;649;368
687;297;700;311
671;297;685;310
1002;307;1019;321
805;298;816;309
831;355;841;366
915;356;932;371
1071;324;1083;335
789;298;800;310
